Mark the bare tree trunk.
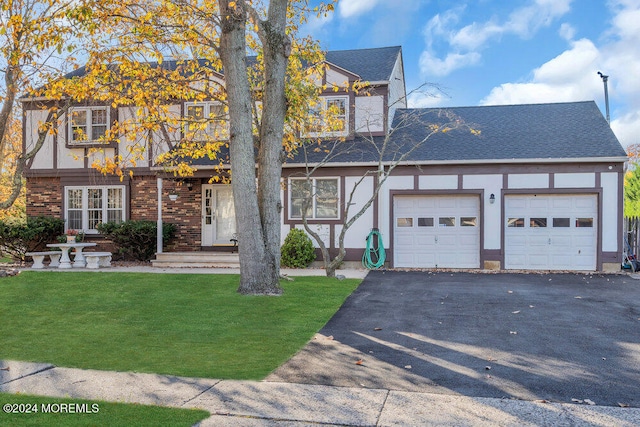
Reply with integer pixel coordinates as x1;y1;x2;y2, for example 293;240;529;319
256;0;289;285
218;0;281;295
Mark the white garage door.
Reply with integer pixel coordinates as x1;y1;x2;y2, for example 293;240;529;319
505;194;597;270
394;195;480;268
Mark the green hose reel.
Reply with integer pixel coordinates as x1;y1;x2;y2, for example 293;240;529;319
362;228;386;269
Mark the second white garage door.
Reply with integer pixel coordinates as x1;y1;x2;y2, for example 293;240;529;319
394;195;480;268
505;194;597;270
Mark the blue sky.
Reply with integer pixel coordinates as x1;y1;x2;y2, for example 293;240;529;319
305;0;640;149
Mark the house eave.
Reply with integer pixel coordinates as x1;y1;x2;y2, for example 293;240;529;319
149;156;627;173
281;156;628;169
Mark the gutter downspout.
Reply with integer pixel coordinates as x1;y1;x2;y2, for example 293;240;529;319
157;177;163;254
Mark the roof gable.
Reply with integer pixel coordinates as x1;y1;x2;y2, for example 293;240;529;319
324;46;401;83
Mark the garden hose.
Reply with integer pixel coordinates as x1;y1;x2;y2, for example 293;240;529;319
362;228;385;269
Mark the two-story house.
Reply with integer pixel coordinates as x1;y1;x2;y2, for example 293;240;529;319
22;45;627;271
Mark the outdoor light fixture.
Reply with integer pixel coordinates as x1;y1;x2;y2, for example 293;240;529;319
186;181;193;191
489;193;495;204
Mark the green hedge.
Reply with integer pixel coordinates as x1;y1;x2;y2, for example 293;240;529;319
97;220;177;261
0;216;65;261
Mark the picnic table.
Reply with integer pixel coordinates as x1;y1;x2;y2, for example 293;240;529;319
46;242;97;269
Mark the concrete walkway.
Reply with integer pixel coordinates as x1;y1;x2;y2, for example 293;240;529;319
22;264;370;279
1;360;639;426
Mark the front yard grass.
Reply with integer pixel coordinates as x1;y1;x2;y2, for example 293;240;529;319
1;272;360;379
0;393;210;427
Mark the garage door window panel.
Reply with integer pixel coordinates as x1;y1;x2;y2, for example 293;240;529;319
418;217;434;227
576;218;593;227
461;217;477;226
397;218;413;227
439;217;455;227
530;218;547;228
553;217;570;227
508;218;525;227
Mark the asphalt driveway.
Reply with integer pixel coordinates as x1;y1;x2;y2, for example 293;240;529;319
267;271;640;408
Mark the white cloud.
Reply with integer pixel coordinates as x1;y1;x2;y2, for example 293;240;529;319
480;39;601;106
301;11;334;42
479;1;640;148
419;51;481;77
559;23;576;41
420;0;573;77
612;111;640;148
338;0;381;19
407;88;450;108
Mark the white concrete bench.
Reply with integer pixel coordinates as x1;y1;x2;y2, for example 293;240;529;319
84;252;112;269
25;251;63;269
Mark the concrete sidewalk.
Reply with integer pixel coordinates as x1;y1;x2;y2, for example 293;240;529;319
1;361;639;426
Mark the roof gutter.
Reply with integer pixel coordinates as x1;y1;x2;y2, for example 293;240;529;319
281;156;629;168
151;156;627;172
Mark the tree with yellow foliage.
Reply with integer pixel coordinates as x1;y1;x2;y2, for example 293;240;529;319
0;112;25;221
65;0;334;294
0;0;77;212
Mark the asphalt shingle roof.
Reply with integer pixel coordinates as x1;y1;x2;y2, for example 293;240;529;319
61;47;402;83
287;101;627;165
325;46;401;82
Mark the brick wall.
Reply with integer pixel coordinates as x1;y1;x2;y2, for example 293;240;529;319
26;176;204;252
130;176;202;251
26;177;62;218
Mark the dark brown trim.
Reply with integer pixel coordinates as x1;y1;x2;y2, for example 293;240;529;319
597;189;603;270
483;249;501;261
373;173;379;229
25;167;158;178
601;251;620;262
616;171;624;264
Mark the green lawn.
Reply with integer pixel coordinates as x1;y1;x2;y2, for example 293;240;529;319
0;393;209;427
1;272;360;379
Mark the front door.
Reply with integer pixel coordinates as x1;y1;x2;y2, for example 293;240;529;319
202;185;236;246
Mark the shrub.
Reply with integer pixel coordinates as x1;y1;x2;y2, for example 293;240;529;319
0;216;65;261
281;228;316;268
97;220;177;261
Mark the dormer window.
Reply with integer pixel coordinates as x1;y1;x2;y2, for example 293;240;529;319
69;107;109;144
185;102;228;140
304;96;349;138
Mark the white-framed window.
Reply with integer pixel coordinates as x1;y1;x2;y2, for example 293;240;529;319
185;102;228;140
289;178;339;219
304;96;349;137
69;107;109;144
65;186;125;233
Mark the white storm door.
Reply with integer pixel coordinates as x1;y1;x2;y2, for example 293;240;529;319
202;185;236;246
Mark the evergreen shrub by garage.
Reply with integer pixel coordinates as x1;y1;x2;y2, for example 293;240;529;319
281;228;316;268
